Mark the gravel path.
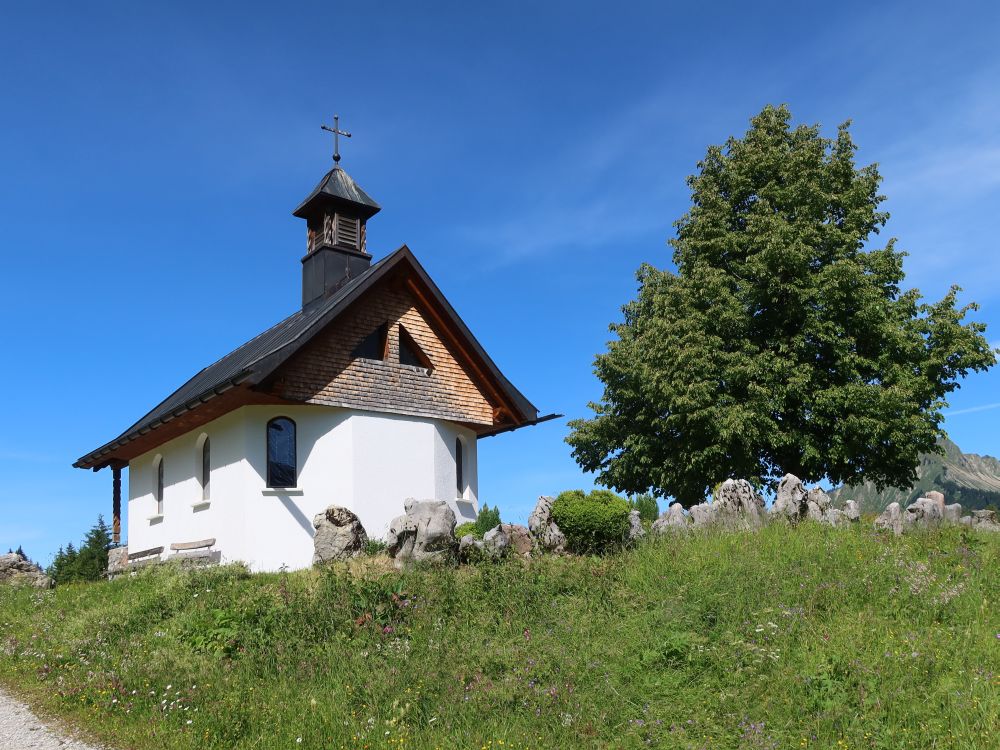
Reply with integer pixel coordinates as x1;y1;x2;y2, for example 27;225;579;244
0;688;107;749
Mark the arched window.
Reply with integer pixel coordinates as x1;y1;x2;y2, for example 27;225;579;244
153;455;164;514
267;417;297;488
199;435;211;501
455;437;464;497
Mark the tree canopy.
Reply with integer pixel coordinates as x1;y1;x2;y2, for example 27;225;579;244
567;105;996;507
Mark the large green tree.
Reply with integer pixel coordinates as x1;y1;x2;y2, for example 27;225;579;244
567;105;996;507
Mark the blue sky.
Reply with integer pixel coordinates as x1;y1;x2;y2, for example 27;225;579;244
2;1;999;562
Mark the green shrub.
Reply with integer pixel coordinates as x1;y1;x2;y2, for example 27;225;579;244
362;538;388;556
551;489;631;554
629;493;660;523
454;522;479;539
474;503;502;535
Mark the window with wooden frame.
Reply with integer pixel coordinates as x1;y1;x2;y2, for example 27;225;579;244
352;322;389;361
455;437;465;498
398;324;433;371
266;417;297;488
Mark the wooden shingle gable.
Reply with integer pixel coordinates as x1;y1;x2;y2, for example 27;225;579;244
269;275;500;429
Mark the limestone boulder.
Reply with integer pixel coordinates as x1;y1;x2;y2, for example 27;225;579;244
501;523;535;557
107;546;129;576
626;510;645;544
925;491;946;515
0;552;53;589
943;503;963;524
903;497;944;528
823;508;848;527
528;495;567;553
806;488;832;522
772;474;807;521
483;525;510;559
312;505;368;565
713;479;765;526
969;509;1000;532
689;502;716;526
874;502;903;536
651;503;688;533
844;500;861;523
386;499;458;565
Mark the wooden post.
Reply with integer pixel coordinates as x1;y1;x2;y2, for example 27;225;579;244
112;465;122;546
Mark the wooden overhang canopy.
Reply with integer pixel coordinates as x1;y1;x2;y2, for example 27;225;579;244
74;245;554;472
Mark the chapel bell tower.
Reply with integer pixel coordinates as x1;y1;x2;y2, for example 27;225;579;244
293;115;381;309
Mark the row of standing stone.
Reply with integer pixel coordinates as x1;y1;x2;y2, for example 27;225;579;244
310;483;1000;568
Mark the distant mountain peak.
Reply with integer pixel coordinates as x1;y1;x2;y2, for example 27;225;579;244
830;436;1000;512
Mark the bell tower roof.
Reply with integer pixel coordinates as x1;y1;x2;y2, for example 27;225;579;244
292;165;381;220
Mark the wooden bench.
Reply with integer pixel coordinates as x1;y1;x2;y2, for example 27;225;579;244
169;538;220;564
123;545;164;572
127;546;163;562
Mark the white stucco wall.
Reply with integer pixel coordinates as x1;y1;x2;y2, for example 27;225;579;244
126;405;479;572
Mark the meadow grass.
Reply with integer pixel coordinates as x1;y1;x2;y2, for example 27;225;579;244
1;523;997;749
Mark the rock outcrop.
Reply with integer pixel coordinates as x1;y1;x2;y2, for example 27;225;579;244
902;497;944;528
0;552;53;589
528;495;567;553
459;523;521;562
386;499;457;566
805;488;832;522
312;505;368;564
626;510;645;544
483;525;510;558
689;502;716;526
107;546;129;576
651;503;689;533
501;523;535;557
772;474;807;521
701;479;766;527
770;474;853;526
961;509;1000;532
874;502;903;536
943;503;963;524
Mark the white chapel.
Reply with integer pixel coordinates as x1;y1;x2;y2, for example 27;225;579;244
75;124;549;572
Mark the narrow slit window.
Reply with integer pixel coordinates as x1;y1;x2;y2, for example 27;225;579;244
398;324;433;370
267;417;297;488
456;437;464;497
153;456;164;514
200;436;211;501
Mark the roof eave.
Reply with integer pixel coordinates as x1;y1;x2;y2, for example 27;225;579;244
72;371;253;470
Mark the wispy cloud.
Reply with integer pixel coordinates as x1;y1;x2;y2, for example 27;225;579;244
946;402;1000;417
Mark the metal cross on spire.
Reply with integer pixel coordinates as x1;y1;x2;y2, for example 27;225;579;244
320;114;351;165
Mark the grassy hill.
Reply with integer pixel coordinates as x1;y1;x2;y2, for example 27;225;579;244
830;436;1000;513
1;524;998;749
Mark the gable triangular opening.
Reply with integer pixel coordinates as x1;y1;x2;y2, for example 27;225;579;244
352;322;389;361
398;324;433;370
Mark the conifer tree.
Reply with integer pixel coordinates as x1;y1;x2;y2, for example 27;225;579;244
567;105;996;506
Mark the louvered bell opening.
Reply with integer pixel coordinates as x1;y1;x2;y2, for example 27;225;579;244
335;214;360;251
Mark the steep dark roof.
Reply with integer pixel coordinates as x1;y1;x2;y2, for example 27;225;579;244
74;246;540;470
292;166;381;220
